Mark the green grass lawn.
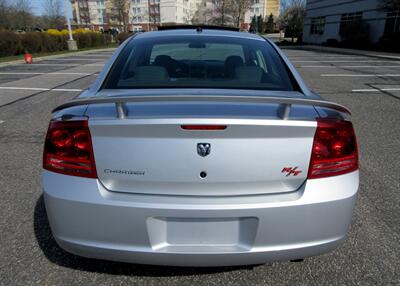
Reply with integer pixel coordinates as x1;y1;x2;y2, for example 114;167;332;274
0;44;118;63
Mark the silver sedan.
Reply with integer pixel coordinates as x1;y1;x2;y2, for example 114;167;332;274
42;27;359;267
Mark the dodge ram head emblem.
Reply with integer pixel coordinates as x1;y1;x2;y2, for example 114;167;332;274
197;143;211;157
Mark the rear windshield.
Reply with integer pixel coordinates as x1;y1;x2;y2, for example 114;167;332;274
103;35;295;91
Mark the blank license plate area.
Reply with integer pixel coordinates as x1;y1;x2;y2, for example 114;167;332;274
147;217;258;252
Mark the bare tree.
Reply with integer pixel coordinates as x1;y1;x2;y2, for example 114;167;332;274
192;0;249;27
13;0;33;30
211;0;234;26
281;0;306;11
146;0;160;30
1;0;52;30
231;0;252;28
42;0;64;29
278;0;306;42
109;0;130;32
192;0;213;25
0;0;11;29
43;0;63;18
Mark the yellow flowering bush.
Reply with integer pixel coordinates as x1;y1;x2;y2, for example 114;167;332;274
47;29;63;36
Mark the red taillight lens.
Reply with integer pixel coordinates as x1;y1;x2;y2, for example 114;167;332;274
43;119;97;178
308;119;358;179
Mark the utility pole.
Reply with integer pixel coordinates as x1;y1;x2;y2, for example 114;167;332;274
66;0;78;50
74;0;81;26
148;0;151;31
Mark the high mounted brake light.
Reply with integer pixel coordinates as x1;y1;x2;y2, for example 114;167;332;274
181;125;227;130
308;119;358;179
43;119;97;178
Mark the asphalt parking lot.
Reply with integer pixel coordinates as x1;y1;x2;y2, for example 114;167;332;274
0;47;399;285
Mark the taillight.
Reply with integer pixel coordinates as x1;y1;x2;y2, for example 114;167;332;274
308;119;358;179
43;119;97;178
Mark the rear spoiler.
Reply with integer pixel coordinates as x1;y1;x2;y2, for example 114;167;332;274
53;95;351;120
157;25;240;32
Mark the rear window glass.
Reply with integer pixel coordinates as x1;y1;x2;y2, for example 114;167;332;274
103;35;295;91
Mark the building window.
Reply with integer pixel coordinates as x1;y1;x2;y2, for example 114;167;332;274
310;17;325;35
339;12;363;33
384;11;400;35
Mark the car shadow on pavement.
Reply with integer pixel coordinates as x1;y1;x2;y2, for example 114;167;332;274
34;195;255;276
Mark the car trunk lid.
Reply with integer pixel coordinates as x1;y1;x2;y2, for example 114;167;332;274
88;100;317;196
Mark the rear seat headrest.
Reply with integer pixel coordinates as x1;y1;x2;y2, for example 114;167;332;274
224;56;244;78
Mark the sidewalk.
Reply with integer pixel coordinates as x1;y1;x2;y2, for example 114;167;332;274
0;47;116;68
281;45;400;61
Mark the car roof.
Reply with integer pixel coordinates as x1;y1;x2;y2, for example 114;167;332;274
134;29;266;41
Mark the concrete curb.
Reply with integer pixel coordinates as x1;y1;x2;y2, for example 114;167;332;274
0;47;116;68
282;45;400;61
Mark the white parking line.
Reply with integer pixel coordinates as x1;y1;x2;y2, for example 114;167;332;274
352;88;400;92
20;63;80;66
0;87;83;92
0;72;93;75
52;88;84;92
370;54;400;60
301;65;400;68
289;56;367;59
321;74;400;77
293;60;394;63
14;63;104;67
49;58;106;61
74;55;112;58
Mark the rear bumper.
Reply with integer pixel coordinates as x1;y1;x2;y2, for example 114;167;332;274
42;170;359;267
